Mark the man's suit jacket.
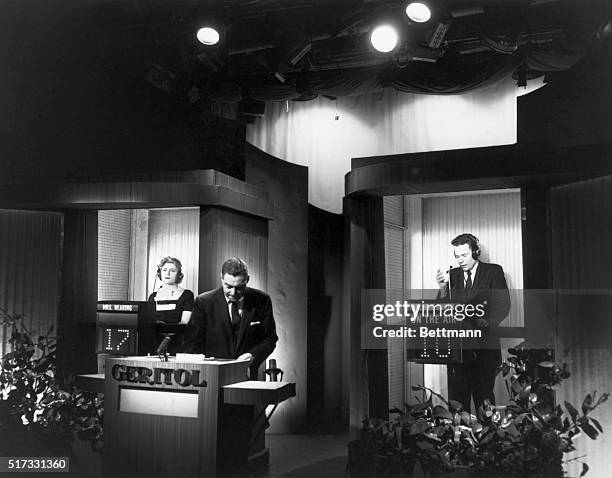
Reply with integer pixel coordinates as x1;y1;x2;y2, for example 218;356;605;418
446;261;510;329
444;261;510;356
182;287;278;375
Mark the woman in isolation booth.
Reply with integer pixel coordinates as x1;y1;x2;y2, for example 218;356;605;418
148;256;194;325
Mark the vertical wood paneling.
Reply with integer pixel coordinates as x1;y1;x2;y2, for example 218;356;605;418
384;196;409;410
147;208;200;297
104;357;248;476
199;208;268;295
551;176;612;478
129;209;150;301
0;209;62;358
98;210;131;300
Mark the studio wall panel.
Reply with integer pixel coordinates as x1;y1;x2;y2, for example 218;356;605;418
198;208;267;295
383;195;406;410
0;209;62;358
551;175;612;478
98;209;131;300
246;144;308;432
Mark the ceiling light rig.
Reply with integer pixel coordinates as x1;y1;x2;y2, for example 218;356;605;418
405;2;432;23
369;2;435;54
370;24;400;53
196;26;220;46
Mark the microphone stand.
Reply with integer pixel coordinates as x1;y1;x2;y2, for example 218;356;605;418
264;359;284;382
156;334;173;362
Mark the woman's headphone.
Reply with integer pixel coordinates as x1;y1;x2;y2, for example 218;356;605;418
157;256;184;284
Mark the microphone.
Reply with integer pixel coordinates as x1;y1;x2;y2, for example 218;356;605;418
156;335;172;357
264;359;283;382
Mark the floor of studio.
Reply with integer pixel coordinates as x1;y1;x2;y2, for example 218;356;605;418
262;433;350;478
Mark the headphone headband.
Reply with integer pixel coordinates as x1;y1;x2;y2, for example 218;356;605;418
157;256;184;284
451;233;481;259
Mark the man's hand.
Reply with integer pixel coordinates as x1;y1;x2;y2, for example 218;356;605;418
475;318;489;329
237;353;254;363
436;268;449;297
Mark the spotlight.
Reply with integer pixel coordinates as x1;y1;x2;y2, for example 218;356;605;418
405;2;432;23
370;24;399;53
596;17;612;42
196;26;220;46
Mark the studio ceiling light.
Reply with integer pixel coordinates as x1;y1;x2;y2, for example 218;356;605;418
405;2;432;23
370;24;399;53
196;27;220;45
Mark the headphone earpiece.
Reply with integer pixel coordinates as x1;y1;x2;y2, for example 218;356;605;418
156;257;184;284
468;234;481;260
451;233;481;260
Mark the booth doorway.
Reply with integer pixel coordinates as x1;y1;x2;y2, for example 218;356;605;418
383;189;524;410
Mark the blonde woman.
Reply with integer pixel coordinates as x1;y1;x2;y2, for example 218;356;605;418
148;256;194;324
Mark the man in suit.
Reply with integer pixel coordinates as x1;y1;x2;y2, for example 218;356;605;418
435;233;510;411
183;257;278;379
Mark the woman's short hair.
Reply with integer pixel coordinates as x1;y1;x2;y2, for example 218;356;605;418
157;256;184;284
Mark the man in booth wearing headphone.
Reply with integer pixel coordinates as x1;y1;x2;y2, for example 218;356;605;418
435;233;510;411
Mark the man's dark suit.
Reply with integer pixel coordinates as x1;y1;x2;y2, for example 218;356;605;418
445;261;510;410
182;286;278;378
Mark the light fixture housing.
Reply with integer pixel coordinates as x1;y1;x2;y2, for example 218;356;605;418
370;24;400;53
405;2;432;23
196;26;220;46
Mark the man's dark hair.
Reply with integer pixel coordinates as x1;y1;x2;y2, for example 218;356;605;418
221;257;249;277
451;233;481;258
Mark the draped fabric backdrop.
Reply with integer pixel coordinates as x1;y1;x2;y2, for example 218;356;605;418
247;75;518;213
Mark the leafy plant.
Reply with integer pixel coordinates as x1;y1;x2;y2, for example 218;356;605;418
351;345;608;478
0;307;103;451
487;344;609;477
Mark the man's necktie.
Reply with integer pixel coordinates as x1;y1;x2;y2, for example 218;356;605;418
465;270;472;289
230;301;241;332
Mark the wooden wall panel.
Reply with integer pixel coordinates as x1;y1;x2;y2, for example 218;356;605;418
383;196;407;410
199;208;268;294
0;209;62;358
98;209;131;300
551;175;612;478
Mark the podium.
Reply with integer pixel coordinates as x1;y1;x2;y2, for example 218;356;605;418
103;356;295;477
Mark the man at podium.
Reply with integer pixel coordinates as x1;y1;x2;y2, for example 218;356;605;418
436;233;510;411
183;257;278;379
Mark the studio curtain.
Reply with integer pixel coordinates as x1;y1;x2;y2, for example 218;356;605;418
247;75;518;213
